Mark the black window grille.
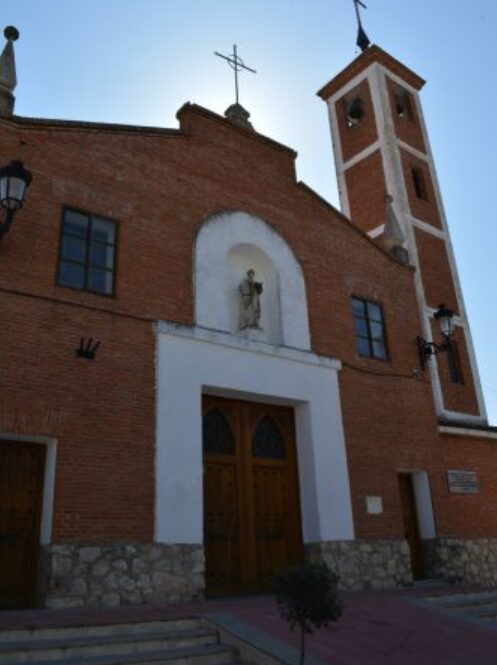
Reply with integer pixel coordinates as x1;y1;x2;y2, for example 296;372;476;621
252;416;286;459
203;409;235;455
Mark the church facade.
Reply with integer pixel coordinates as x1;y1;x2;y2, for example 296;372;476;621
1;27;497;610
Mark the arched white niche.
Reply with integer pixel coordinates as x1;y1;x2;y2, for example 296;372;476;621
195;211;311;350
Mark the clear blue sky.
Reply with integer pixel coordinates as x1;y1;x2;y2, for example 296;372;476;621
3;0;497;423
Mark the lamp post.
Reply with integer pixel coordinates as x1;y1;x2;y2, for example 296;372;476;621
0;159;32;240
418;304;455;369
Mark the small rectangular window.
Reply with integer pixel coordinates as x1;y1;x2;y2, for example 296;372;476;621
57;208;117;296
352;297;388;360
412;168;428;200
447;341;464;384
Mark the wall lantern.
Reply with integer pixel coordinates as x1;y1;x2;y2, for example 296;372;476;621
417;303;455;368
0;160;32;239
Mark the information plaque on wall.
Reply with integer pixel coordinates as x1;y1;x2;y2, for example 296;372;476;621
447;470;479;494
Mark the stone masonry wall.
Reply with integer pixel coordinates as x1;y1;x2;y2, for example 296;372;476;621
306;539;412;590
424;538;497;587
40;543;204;608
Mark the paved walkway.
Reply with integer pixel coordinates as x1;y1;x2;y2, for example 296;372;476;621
2;587;497;664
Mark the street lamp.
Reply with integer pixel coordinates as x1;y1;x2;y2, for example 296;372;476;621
0;160;32;239
418;304;455;369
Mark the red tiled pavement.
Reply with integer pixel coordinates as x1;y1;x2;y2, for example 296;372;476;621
1;588;497;664
221;590;497;665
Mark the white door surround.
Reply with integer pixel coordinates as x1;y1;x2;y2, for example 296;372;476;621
155;323;355;546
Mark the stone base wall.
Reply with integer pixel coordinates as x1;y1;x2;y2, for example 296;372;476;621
306;539;413;590
424;538;497;587
40;543;204;608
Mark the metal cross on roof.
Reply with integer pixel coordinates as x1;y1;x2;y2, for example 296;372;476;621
214;44;256;106
352;0;371;52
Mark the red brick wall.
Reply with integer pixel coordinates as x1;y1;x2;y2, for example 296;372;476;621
340;369;441;539
414;228;459;314
344;150;387;233
437;433;497;537
0;292;155;542
400;148;443;229
0;107;493;546
335;79;378;163
430;321;480;416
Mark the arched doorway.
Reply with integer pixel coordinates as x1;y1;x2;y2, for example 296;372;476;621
203;395;303;595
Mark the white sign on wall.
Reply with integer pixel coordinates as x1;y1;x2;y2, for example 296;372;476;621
365;496;383;515
447;470;479;494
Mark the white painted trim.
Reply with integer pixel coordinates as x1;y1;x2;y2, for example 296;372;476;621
323;62;378;219
377;65;420;96
396;139;429;163
438;410;487;426
413;472;437;539
371;65;453;417
155;324;355;546
400;193;447;415
326;94;350;217
326;63;377;105
368;224;385;239
424;308;464;329
0;433;57;545
439;425;497;440
342;141;381;172
410;216;446;240
156;321;341;370
398;469;436;539
370;64;412;227
194;211;311;351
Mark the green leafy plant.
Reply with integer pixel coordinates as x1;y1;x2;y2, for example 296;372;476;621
273;562;343;665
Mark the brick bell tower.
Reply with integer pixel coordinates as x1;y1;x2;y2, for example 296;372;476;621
318;44;487;424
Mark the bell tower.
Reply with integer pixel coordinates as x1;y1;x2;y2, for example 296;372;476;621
318;45;487;424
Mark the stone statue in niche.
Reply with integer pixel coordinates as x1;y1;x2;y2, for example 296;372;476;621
238;269;263;330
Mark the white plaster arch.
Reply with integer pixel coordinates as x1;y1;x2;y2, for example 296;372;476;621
195;211;311;350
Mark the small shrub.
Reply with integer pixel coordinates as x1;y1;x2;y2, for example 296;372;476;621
273;562;343;665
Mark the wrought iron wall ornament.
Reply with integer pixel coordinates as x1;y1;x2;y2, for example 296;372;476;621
203;409;235;455
76;337;100;360
252;416;286;459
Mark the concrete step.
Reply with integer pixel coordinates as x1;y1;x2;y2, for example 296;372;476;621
7;643;238;665
427;591;497;608
0;626;219;663
0;644;238;665
0;619;204;644
0;617;244;665
411;578;446;589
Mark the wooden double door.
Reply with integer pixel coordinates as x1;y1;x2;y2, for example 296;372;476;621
203;396;303;595
0;441;46;609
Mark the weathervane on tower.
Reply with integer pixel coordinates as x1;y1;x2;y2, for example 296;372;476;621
214;44;256;106
352;0;371;52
